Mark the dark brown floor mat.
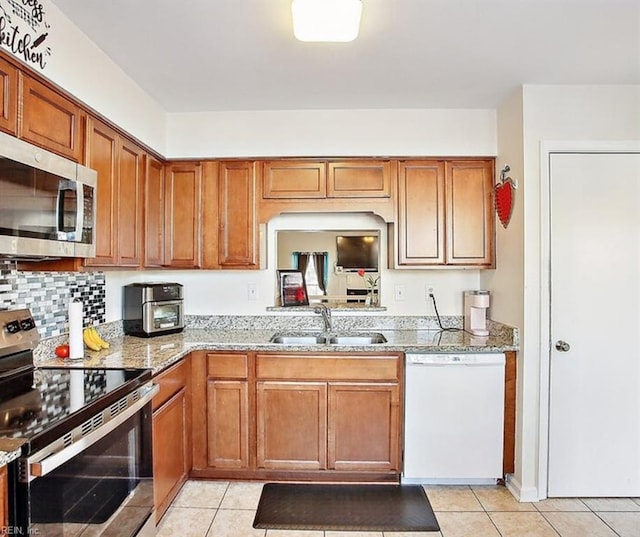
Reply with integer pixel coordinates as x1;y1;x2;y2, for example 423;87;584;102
253;483;440;532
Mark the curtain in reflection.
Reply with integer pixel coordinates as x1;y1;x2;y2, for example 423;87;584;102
294;251;328;295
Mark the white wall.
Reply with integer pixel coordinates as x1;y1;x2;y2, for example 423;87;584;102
504;84;640;500
166;109;496;158
3;1;167;153
105;212;482;320
485;87;528;495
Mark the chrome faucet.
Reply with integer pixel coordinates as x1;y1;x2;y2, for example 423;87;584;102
313;303;332;333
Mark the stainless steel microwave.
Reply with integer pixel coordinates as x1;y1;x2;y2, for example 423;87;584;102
0;131;97;259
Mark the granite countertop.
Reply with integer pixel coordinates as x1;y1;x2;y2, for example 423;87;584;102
35;318;518;375
0;438;26;467
3;315;517;464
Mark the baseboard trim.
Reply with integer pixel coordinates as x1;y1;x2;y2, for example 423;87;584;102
505;473;540;502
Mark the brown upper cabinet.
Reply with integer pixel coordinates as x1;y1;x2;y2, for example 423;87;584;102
84;117;144;267
217;161;258;269
144;156;165;268
393;159;494;268
19;74;83;162
163;162;202;268
0;56;18;136
262;159;391;199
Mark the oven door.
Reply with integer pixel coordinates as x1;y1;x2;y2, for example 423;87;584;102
143;300;183;334
10;390;157;536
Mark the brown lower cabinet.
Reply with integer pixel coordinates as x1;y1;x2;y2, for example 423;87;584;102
152;358;191;522
191;351;403;482
0;465;7;531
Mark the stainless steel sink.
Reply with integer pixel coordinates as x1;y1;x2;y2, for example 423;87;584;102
269;334;326;344
328;333;387;345
269;333;387;345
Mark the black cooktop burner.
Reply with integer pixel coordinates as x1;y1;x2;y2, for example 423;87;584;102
0;367;151;453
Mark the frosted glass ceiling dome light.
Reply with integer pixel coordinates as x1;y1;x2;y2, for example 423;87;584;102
292;0;363;42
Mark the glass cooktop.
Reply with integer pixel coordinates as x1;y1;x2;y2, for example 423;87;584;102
0;367;151;452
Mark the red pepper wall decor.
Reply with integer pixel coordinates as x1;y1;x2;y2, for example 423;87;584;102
494;164;518;229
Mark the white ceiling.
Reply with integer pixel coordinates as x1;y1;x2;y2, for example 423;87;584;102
51;0;640;113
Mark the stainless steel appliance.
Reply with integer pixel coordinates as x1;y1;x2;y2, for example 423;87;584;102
0;309;157;536
123;283;184;338
0;130;97;259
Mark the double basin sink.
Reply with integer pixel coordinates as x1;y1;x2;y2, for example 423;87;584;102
270;333;387;345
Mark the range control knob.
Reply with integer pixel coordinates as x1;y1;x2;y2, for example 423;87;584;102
20;317;36;331
5;320;22;334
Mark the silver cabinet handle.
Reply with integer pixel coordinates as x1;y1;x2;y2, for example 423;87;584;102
555;340;571;352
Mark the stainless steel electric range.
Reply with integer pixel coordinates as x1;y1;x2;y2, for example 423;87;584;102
0;309;157;537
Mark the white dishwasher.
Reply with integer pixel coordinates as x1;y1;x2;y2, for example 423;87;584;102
403;353;505;485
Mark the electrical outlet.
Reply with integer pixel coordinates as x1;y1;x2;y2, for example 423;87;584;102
247;283;258;301
426;283;435;300
394;285;406;301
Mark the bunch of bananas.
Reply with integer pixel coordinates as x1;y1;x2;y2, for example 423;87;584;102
83;327;110;351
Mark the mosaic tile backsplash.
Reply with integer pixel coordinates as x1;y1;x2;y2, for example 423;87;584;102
0;269;106;338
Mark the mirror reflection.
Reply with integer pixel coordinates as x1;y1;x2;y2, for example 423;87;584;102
276;230;381;305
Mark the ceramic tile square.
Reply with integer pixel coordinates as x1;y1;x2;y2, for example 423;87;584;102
423;485;484;511
435;511;500;537
633;498;640;507
206;509;265;537
534;498;589;512
542;512;619;537
173;480;229;509
157;507;216;537
597;511;640;537
220;482;265;510
582;498;640;512
471;486;536;512
489;512;559;537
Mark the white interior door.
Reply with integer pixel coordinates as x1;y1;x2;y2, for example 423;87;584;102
548;152;640;497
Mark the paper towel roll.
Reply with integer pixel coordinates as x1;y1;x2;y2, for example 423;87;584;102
69;300;84;360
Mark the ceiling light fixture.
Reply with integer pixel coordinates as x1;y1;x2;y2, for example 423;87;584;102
291;0;363;42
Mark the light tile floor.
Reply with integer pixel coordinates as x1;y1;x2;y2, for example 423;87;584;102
157;481;640;537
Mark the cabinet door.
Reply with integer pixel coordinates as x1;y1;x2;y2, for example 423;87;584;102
153;388;189;522
328;160;391;198
0;57;17;135
144;156;165;267
256;381;327;470
328;383;400;472
445;160;495;266
207;380;249;469
262;161;326;198
116;138;144;266
218;161;257;268
19;74;82;161
164;162;201;268
84;118;118;266
0;465;7;531
397;160;446;265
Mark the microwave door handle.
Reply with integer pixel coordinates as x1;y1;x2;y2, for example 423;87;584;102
56;187;66;238
75;181;84;242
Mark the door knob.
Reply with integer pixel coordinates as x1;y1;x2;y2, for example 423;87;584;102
555;340;570;352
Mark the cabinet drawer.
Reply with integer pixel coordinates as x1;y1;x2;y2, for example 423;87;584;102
153;359;188;410
256;354;399;381
207;353;249;379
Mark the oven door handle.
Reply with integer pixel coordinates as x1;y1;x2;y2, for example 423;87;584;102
27;383;159;479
